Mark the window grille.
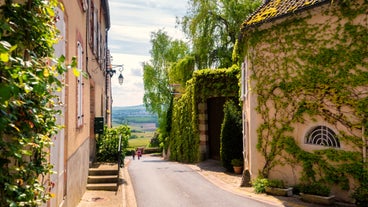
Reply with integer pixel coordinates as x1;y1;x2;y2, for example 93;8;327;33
305;126;340;148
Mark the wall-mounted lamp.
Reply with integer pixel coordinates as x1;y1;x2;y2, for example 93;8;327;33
108;64;124;85
106;68;116;77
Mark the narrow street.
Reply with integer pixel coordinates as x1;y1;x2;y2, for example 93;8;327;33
128;155;280;207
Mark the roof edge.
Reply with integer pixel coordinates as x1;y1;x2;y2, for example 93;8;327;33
241;0;331;31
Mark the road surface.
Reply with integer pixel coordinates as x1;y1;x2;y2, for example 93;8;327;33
128;155;279;207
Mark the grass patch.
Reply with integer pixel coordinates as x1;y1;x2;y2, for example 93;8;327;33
129;137;151;149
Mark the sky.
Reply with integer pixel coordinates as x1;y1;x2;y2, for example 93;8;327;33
108;0;188;107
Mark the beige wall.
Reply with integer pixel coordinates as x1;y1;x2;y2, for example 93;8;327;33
58;0;110;206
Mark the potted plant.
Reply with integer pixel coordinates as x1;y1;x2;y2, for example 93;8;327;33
265;179;293;197
298;182;335;205
230;158;243;174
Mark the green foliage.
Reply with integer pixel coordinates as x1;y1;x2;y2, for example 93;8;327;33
143;30;190;151
149;132;160;147
169;55;195;88
0;0;65;206
267;179;285;189
240;0;368;200
220;99;243;171
96;126;130;162
298;182;331;197
352;185;368;207
252;177;269;194
230;158;243;167
180;0;261;68
168;66;240;163
169;91;199;163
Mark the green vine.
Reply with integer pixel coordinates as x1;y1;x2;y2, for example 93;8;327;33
169;66;240;163
0;0;65;206
241;0;368;200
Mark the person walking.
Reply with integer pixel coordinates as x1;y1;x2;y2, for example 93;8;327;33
132;149;136;160
137;149;142;160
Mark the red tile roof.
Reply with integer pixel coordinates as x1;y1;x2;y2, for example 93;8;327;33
242;0;330;29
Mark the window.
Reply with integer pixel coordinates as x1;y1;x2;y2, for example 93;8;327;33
77;42;84;127
305;126;340;148
89;2;94;45
93;8;98;55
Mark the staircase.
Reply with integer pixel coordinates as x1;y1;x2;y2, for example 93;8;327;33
86;163;119;191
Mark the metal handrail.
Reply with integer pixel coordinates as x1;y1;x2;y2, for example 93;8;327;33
117;134;122;187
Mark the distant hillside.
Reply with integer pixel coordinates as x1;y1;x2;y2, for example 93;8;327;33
112;105;158;127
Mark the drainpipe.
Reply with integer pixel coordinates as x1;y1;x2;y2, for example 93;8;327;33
105;29;110;127
85;0;90;76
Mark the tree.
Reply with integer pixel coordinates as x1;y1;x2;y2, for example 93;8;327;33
143;29;190;141
180;0;261;69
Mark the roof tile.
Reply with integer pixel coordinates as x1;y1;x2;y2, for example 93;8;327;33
242;0;330;28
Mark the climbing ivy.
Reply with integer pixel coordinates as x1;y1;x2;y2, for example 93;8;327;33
240;0;368;200
168;66;240;163
0;0;65;206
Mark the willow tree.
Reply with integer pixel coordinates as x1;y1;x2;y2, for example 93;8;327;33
143;30;190;141
180;0;261;69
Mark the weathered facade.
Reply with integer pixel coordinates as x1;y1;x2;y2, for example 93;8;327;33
241;0;367;202
50;0;112;206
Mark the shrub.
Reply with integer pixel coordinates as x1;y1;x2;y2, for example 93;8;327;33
96;125;130;162
298;182;330;197
352;185;368;206
252;178;269;194
268;179;285;188
231;158;243;166
149;132;160;147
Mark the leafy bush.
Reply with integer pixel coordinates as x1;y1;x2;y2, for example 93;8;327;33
268;179;285;188
352;185;368;206
143;147;161;154
96;125;130;162
298;182;330;196
231;158;243;166
252;178;269;194
149;132;160;147
220;99;243;171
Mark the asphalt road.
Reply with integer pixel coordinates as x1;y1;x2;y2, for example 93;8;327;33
128;155;278;207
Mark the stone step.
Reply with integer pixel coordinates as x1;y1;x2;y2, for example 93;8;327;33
86;183;118;191
88;168;118;176
88;175;118;184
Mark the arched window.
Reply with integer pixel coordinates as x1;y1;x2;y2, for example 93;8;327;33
305;126;340;148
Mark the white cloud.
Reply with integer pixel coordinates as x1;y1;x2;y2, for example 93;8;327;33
109;0;187;107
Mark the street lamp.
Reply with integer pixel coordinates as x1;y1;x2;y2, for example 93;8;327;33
118;67;124;85
107;64;124;85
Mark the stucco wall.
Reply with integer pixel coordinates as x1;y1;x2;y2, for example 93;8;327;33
65;138;90;207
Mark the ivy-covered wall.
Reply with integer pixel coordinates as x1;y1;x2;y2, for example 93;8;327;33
0;1;65;206
168;66;240;163
241;0;368;202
